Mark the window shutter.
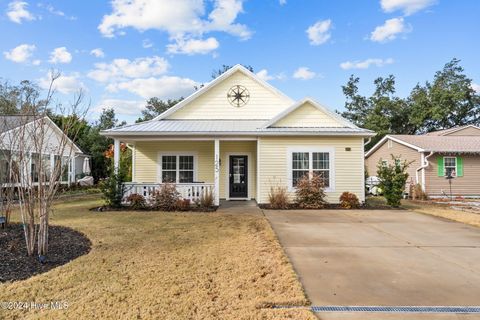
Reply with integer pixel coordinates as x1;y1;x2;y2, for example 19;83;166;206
437;157;444;176
456;157;463;177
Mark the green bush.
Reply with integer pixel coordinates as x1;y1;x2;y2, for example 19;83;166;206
295;173;327;209
377;156;412;207
100;172;125;208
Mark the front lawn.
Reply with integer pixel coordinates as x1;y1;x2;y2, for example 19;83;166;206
0;196;314;319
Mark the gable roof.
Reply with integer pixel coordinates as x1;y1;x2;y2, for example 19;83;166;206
0;115;83;154
153;64;294;121
0;115;37;133
365;134;480;157
262;98;358;129
424;125;480;136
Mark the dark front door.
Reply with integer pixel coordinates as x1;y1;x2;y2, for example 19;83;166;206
229;155;248;198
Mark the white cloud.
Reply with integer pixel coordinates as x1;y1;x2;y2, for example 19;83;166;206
293;67;316;80
381;0;436;15
37;3;76;20
142;39;153;48
98;0;251;54
370;17;410;42
256;69;285;81
39;72;86;94
88;56;169;83
340;58;394;70
94;99;145;115
107;76;197;99
279;0;287;5
90;48;105;58
306;19;332;45
3;44;36;63
49;47;72;64
167;37;219;55
7;1;35;23
472;83;480;93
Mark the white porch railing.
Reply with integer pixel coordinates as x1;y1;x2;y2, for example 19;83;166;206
122;182;215;204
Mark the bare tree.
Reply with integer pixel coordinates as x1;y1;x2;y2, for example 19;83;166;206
0;71;88;258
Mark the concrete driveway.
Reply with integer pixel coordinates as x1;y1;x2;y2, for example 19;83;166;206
264;209;480;319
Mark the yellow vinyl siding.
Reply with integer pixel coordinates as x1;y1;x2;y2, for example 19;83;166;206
219;141;256;199
134;140;257;199
258;136;364;204
134;141;214;183
166;71;291;120
272;102;343;127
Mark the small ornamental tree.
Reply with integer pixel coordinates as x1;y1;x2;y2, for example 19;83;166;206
377;156;412;207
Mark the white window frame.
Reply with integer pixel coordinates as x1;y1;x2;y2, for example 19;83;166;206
443;156;457;177
287;147;335;192
157;152;198;184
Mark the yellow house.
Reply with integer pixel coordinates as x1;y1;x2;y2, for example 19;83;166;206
101;65;374;205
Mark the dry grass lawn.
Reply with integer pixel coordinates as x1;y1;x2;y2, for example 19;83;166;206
0;196;315;319
402;199;480;228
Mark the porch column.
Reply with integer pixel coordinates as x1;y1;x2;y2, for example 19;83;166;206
113;138;120;174
214;139;220;206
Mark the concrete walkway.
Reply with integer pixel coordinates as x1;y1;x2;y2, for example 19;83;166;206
265;209;480;320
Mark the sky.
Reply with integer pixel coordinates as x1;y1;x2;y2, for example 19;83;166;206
1;0;479;123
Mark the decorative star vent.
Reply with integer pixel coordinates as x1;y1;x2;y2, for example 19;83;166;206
227;85;250;107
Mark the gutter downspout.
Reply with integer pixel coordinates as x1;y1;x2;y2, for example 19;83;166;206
416;151;434;191
364;138;372;146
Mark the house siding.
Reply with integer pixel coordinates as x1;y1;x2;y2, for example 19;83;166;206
365;139;421;187
257;136;364;204
133;140;257;200
272;102;343;128
166;71;292;120
134;141;214;184
425;154;480;196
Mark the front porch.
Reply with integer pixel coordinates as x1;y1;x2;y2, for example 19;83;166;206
114;138;257;206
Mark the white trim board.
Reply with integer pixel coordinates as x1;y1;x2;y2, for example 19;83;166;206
365;135;424;158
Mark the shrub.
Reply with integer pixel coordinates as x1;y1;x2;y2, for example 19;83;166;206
411;183;427;200
151;183;180;211
295;173;327;209
175;199;191;211
199;189;214;208
339;192;360;209
100;172;125;208
126;193;146;210
268;185;289;209
377;156;412;207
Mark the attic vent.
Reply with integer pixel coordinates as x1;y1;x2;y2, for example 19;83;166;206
345;147;351;151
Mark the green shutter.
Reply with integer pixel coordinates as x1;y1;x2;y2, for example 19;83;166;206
456;157;463;177
437;157;444;177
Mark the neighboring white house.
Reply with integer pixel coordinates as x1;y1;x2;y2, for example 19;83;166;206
0;115;89;186
101;65;374;205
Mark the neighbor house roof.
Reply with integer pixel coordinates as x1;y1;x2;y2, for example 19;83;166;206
103;119;372;136
366;134;480;157
424;125;480;136
0;115;37;133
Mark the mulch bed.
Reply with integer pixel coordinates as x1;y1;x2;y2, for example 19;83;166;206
0;223;91;283
89;205;218;212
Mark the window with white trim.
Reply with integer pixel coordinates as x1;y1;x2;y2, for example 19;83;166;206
291;151;331;188
444;157;456;177
161;155;195;183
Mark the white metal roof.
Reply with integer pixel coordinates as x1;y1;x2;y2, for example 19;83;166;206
102;119;373;137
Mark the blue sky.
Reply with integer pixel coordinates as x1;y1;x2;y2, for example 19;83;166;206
1;0;479;123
